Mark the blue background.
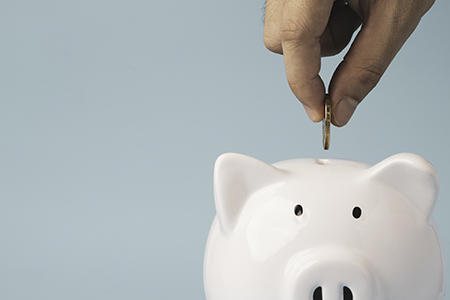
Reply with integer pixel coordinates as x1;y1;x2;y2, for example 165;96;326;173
0;0;449;299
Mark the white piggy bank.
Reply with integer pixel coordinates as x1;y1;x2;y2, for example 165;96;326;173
203;153;445;300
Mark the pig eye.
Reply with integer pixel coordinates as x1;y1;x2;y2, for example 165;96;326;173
294;204;303;216
352;207;362;219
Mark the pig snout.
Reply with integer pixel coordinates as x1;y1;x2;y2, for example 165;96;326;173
284;249;377;300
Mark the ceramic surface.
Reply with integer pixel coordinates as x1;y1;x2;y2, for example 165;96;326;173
203;153;445;300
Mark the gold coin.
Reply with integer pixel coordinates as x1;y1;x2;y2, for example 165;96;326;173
322;94;331;150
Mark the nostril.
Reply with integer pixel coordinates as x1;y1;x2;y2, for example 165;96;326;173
313;287;322;300
312;286;353;300
343;286;353;300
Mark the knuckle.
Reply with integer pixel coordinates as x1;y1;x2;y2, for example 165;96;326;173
263;34;283;54
355;61;385;88
280;18;311;42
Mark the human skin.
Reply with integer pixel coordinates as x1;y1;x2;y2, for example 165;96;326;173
264;0;435;126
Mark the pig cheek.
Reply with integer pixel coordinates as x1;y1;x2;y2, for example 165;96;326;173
246;196;307;262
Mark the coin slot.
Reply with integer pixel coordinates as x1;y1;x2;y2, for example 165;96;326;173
316;159;330;165
343;286;353;300
294;204;303;216
313;287;322;300
353;207;362;219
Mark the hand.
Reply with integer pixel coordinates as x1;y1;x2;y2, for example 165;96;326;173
264;0;434;126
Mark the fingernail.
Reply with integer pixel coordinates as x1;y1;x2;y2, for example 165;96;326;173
304;105;320;122
334;97;359;126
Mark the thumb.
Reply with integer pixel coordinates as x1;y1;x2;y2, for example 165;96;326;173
328;4;422;127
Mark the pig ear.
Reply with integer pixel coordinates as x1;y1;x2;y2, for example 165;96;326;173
367;153;440;220
214;153;287;236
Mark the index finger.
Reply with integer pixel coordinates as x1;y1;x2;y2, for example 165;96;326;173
280;0;335;122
